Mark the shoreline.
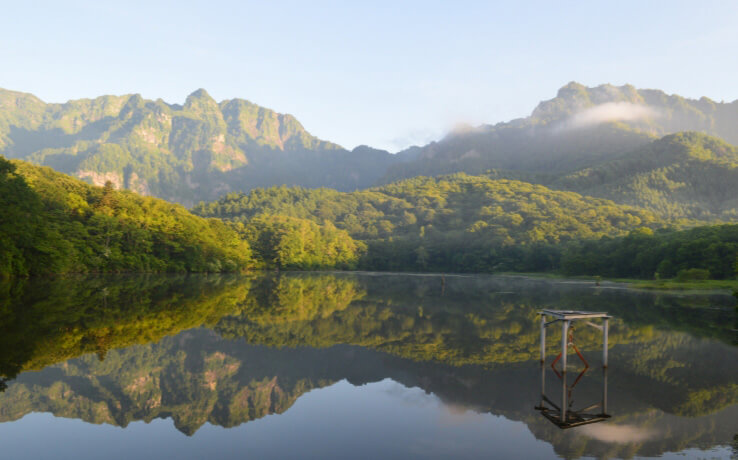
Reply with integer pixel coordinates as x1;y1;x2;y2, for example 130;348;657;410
4;269;737;296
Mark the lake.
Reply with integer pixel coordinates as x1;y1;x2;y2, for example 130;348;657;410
0;273;736;459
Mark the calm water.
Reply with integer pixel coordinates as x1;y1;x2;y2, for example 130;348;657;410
0;273;736;459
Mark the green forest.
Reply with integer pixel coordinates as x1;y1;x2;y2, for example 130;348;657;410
0;155;364;276
4;151;738;281
0;155;253;275
195;174;738;279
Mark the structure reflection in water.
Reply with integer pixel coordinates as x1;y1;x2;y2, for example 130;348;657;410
535;309;611;429
536;364;610;429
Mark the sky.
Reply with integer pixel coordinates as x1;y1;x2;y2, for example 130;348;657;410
1;1;737;151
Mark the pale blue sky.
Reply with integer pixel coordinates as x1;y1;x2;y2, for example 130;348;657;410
2;1;737;151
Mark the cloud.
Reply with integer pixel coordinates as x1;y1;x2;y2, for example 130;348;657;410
578;423;658;444
562;102;660;130
385;128;443;152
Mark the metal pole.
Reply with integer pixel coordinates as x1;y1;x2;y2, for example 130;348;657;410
540;314;546;364
602;366;608;415
603;317;609;368
561;320;569;371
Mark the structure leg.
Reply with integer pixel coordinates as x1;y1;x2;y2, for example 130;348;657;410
602;318;609;368
561;320;569;371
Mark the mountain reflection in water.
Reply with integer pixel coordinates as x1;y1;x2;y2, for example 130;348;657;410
0;273;735;459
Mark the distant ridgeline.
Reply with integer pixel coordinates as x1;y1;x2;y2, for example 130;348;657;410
386;82;738;183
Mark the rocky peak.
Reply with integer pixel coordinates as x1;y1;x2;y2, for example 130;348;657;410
184;88;219;113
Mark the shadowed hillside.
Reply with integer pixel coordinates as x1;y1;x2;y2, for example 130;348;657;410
385;82;738;182
553;132;738;219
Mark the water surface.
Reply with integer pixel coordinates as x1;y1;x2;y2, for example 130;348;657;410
0;273;736;459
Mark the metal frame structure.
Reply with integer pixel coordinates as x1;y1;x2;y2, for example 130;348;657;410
538;310;610;368
535;309;611;428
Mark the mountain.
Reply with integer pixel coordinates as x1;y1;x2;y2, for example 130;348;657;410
552;131;738;220
384;82;738;182
0;88;407;205
4;83;738;222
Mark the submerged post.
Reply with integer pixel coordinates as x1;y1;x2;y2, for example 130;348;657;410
540;315;546;363
602;317;609;368
602;366;608;415
560;368;568;422
540;360;546;408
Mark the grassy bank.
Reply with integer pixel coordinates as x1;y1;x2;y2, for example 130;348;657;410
625;278;738;291
500;271;738;293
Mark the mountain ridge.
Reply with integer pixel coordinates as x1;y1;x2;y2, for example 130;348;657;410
0;87;405;205
3;83;738;215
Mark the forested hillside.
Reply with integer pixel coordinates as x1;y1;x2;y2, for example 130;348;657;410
195;174;663;272
0;155;369;276
3;82;738;277
196;174;738;278
195;174;659;240
0;88;409;205
553;132;738;219
0;155;253;275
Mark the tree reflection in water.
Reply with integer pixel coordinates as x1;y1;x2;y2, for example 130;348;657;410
0;272;735;458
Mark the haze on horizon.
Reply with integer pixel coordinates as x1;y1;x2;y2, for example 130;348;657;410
2;0;737;151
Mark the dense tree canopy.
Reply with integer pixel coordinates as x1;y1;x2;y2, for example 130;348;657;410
195;174;660;243
240;215;365;270
0;155;254;275
194;173;667;273
561;225;738;279
194;171;738;279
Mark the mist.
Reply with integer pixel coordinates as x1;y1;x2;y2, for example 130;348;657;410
562;102;660;130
